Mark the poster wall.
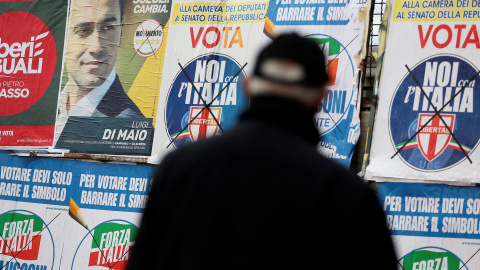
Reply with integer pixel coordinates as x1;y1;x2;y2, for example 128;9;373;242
378;182;480;270
365;0;480;182
0;0;68;148
0;153;155;269
53;0;172;156
262;0;369;167
2;0;370;166
149;0;268;162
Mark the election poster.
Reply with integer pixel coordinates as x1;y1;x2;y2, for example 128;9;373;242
262;0;370;167
0;153;155;269
378;182;480;270
149;0;268;162
0;0;68;148
53;0;172;156
365;0;480;182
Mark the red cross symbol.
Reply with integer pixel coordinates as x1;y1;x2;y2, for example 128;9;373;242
417;113;455;161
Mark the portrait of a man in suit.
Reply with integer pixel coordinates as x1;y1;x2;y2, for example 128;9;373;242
56;0;143;139
54;0;145;146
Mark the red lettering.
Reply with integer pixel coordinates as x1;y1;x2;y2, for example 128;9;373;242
190;27;204;48
418;24;479;49
202;27;221;48
189;26;244;49
454;25;466;48
432;24;452;48
462;25;480;48
418;25;433;48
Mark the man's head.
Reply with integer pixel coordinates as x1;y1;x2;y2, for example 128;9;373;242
245;33;329;109
65;0;124;90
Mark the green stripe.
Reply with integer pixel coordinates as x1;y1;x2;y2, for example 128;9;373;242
170;130;189;138
396;139;418;148
0;213;43;235
309;37;340;56
448;140;472;151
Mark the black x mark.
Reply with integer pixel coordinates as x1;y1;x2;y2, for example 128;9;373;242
0;213;60;270
391;64;480;163
88;228;113;269
130;19;169;63
178;62;225;134
0;231;21;267
167;62;247;148
318;34;359;135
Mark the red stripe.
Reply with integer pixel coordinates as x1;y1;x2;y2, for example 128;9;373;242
426;116;440;160
447;145;471;154
1;235;41;260
88;245;132;270
175;133;189;139
198;109;210;140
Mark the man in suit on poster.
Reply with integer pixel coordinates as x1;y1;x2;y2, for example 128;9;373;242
55;0;143;143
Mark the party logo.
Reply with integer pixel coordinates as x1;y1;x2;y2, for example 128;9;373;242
133;19;163;58
307;34;355;136
0;11;56;116
72;220;137;270
188;106;222;142
0;211;55;270
165;53;248;148
389;54;480;171
399;247;466;270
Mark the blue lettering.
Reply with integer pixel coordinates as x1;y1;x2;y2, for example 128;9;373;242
314;117;331;127
323;90;347;114
0;262;46;270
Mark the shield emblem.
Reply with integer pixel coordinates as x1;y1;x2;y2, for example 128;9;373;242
189;106;222;142
417;113;455;161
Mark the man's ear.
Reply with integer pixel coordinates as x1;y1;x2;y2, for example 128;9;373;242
242;77;252;97
314;87;326;110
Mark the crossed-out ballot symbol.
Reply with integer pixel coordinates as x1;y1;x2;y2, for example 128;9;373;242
0;213;60;270
392;65;480;269
88;229;129;270
83;225;127;270
130;20;167;62
391;64;480;163
0;211;129;270
69;199;131;270
167;61;247;147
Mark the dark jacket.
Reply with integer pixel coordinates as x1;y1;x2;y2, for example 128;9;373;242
129;95;397;269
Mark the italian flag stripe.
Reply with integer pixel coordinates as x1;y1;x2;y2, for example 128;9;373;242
396;140;418;149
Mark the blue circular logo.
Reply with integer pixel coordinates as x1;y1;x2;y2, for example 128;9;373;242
165;53;248;148
305;34;356;136
389;54;480;171
71;219;137;269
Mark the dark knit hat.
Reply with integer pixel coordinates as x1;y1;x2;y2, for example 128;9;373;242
253;33;328;87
